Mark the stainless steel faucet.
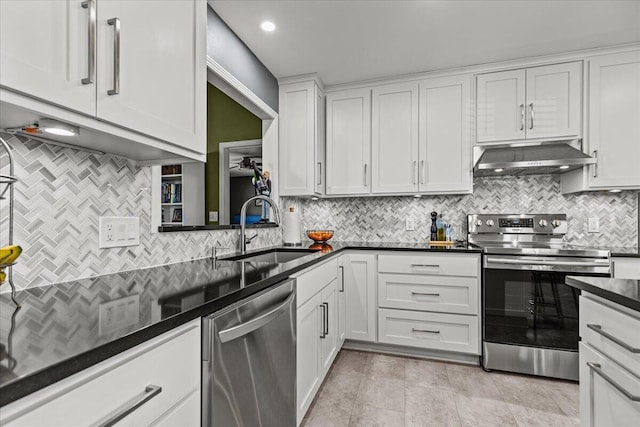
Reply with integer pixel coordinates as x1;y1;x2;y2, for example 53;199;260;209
240;195;280;254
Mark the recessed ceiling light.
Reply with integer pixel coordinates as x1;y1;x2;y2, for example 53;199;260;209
260;21;276;32
494;168;504;173
38;118;79;137
559;165;570;170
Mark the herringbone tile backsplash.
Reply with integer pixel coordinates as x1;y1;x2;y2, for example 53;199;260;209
0;136;281;291
285;176;638;246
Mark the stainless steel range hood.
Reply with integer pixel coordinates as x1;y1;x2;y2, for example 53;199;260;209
473;139;596;177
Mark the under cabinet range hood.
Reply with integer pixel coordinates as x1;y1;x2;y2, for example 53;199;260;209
473;139;596;177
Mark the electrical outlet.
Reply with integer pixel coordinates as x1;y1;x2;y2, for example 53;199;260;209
405;218;415;231
209;211;218;222
588;217;600;233
98;294;140;336
99;216;140;248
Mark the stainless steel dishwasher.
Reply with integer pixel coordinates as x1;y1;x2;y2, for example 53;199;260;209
202;279;296;427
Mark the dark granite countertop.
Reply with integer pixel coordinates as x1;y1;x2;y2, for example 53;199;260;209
566;276;640;312
608;247;640;258
0;241;479;406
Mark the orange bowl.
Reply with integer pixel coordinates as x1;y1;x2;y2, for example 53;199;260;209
306;229;334;243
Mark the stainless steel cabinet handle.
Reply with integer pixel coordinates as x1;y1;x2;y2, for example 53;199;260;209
363;163;367;186
319;304;326;338
587;362;640;402
339;266;344;292
519;104;525;131
81;0;96;84
411;292;440;297
107;18;120;95
413;161;417;185
96;385;162;427
528;103;534;130
586;324;640;353
411;263;439;268
412;328;440;334
317;162;322;186
218;292;295;343
420;160;425;184
592;150;598;178
323;302;329;336
485;256;608;268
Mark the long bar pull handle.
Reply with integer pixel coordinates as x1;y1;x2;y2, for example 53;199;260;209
420;160;425;184
587;362;640;402
81;0;96;84
411;292;440;297
413;161;417;185
364;163;367;186
592;150;598;178
107;18;121;95
317;162;322;186
412;328;440;334
319;304;326;338
519;104;525;131
411;264;439;268
586;324;640;353
528;103;534;130
323;302;329;336
96;385;162;427
218;292;295;343
339;266;345;292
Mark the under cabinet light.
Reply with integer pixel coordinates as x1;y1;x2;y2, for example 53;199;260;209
494;168;504;173
260;21;276;32
38;118;79;137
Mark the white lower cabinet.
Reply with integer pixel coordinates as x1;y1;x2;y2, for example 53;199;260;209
613;257;640;280
579;293;640;426
294;259;339;425
0;319;201;427
342;253;377;342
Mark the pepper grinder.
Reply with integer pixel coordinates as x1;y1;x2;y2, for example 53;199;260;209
430;211;438;241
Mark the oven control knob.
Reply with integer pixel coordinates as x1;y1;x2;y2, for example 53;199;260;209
475;220;483;227
538;219;548;228
486;219;494;227
551;219;562;228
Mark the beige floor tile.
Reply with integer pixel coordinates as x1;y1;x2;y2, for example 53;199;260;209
332;350;370;375
317;368;363;408
543;380;580;418
446;363;502;399
364;353;406;381
453;392;518;427
405;384;461;427
405;358;452;388
303;401;353;427
491;372;565;414
356;375;405;412
348;403;404;427
507;403;580;427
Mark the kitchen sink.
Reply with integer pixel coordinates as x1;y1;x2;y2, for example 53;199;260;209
224;249;316;263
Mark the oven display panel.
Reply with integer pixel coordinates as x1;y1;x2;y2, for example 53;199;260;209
498;218;533;228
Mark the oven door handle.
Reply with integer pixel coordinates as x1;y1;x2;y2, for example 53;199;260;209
485;256;609;268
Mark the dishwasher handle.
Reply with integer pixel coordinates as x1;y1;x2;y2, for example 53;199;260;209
218;292;295;343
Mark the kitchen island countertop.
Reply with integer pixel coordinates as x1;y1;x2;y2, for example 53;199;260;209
0;241;480;407
566;276;640;312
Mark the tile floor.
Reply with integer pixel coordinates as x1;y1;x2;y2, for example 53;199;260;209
302;350;579;427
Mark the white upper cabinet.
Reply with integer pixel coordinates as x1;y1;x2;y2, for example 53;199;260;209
418;75;473;194
279;80;325;196
96;0;206;154
0;0;206;161
0;0;96;114
586;51;640;189
325;88;371;195
476;62;582;143
371;81;419;194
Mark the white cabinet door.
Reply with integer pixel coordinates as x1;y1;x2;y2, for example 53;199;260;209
344;253;377;342
476;69;526;142
371;81;419;194
296;292;322;424
613;257;640;280
587;51;640;189
0;0;96;114
418;75;472;194
325;88;371;195
319;279;339;376
96;0;205;153
279;81;323;196
338;262;347;346
526;62;582;139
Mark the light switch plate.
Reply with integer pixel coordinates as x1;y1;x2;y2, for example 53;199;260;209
99;216;140;248
209;211;218;222
98;294;140;336
588;217;600;233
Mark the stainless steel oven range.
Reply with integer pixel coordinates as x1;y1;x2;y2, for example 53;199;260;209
468;214;610;381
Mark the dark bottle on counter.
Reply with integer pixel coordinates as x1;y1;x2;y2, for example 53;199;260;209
430;211;438;241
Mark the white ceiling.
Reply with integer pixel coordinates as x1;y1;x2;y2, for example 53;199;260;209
210;0;640;86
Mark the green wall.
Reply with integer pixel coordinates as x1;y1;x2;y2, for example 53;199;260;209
206;84;262;224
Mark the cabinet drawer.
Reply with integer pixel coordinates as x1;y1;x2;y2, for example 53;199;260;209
378;253;479;277
580;295;640;375
2;320;200;427
613;257;640;279
294;258;338;307
378;273;478;315
378;308;479;355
